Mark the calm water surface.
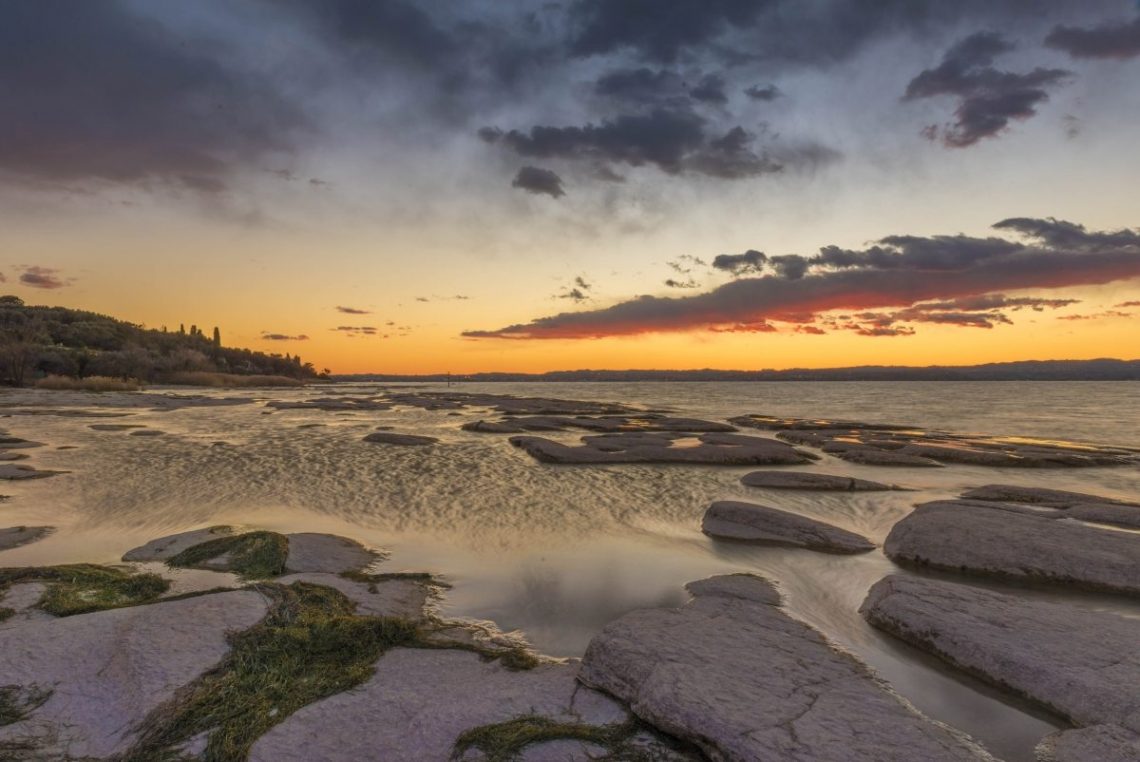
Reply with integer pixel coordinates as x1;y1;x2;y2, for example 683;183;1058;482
2;381;1138;762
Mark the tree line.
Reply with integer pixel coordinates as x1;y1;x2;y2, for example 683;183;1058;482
0;295;320;387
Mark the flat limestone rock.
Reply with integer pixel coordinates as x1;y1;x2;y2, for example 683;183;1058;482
284;533;379;574
464;415;734;434
122;526;235;562
0;526;54;552
510;432;813;466
960;484;1140;508
883;500;1140;595
577;574;991;762
861;575;1140;734
0;582;53;628
1036;725;1140;762
741;470;897;491
702;501;875;554
829;444;943;467
362;431;438;446
249;648;630;762
0;590;269;759
961;484;1140;529
276;573;431;620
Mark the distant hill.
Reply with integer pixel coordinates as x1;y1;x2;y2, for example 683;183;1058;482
337;359;1140;383
0;295;318;386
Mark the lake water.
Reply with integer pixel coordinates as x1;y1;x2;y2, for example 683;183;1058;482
2;381;1139;761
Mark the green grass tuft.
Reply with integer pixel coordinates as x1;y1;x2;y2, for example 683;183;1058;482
452;716;646;761
0;607;13;623
0;565;170;617
123;582;421;762
167;531;289;580
0;685;52;727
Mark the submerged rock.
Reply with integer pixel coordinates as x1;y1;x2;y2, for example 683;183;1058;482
578;574;991;761
249;649;637;762
88;423;146;431
883;500;1140;595
0;590;269;758
861;575;1140;735
510;432;814;466
702;501;875;554
0;526;54;553
741;470;898;491
0;464;65;480
362;431;438;446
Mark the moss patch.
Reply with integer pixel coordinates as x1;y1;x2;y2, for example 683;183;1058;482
0;565;169;617
167;531;289;580
0;685;52;727
0;607;13;623
122;582;421;762
453;716;655;761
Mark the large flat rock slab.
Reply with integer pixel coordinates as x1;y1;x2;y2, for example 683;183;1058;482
362;431;438;446
741;470;898;491
0;590;269;758
0;464;65;480
283;533;379;574
884;500;1140;595
861;575;1140;734
578;574;991;761
0;526;54;553
1037;724;1140;762
464;414;735;434
510;432;814;466
249;648;631;762
702;501;875;554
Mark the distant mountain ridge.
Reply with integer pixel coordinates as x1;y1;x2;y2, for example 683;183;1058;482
337;359;1140;383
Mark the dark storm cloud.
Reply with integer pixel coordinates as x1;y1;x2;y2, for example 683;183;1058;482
489;109;802;180
903;32;1071;148
1046;16;1140;59
0;2;304;190
567;0;767;63
511;166;566;198
689;74;728;104
462;217;1140;339
261;332;310;341
744;84;781;101
336;306;372;314
594;68;687;106
712;249;767;276
18;266;68;290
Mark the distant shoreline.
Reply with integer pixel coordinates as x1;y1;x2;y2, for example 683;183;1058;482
332;358;1140;383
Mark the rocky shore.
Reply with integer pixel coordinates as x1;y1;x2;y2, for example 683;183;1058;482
1;389;1137;760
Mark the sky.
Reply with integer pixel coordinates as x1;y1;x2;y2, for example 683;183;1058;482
2;0;1139;374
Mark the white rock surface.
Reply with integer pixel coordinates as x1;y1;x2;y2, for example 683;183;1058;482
861;575;1140;732
883;500;1140;594
121;526;234;562
284;533;379;574
276;572;431;619
0;590;269;759
702;500;875;554
250;649;630;762
578;574;991;762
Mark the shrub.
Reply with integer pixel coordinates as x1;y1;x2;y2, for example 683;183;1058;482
35;374;141;391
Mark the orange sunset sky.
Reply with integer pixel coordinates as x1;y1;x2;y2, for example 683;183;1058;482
2;1;1138;374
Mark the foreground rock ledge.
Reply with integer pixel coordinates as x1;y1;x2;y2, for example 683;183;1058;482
741;470;899;491
883;500;1140;595
0;590;269;758
702;501;875;554
861;575;1140;756
510;432;815;466
578;573;991;761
